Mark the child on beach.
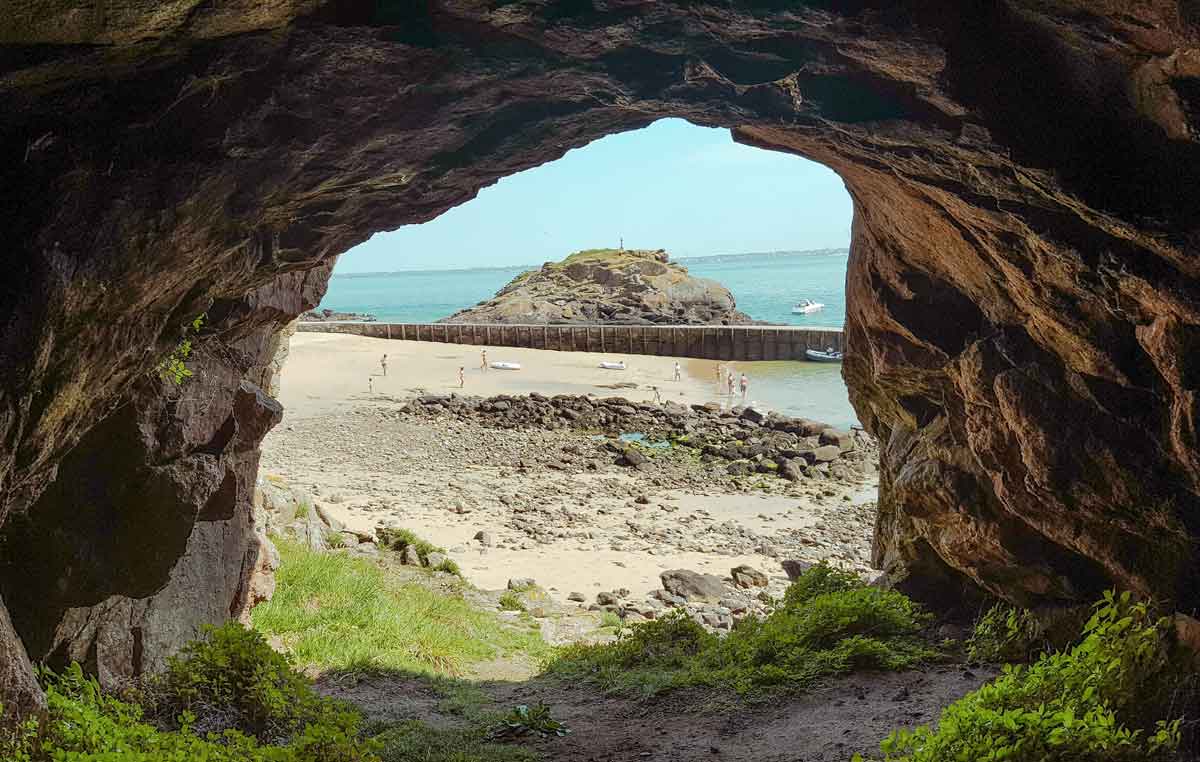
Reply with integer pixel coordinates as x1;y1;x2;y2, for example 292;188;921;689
673;361;681;382
481;349;488;371
458;366;465;388
380;354;388;376
368;377;373;393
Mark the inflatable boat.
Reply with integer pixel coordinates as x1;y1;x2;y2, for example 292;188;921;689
490;361;521;370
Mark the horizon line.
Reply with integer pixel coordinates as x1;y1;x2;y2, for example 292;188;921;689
332;246;850;278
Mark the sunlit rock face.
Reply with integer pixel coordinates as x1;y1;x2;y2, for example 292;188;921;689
1;0;1197;712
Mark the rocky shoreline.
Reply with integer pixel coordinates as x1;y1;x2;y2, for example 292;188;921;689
259;390;879;636
400;391;874;484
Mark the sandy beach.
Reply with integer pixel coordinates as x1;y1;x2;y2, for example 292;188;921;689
262;332;877;607
279;332;767;418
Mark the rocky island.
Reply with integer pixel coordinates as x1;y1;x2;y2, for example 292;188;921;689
441;248;759;325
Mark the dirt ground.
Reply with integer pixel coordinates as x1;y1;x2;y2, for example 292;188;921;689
320;665;993;762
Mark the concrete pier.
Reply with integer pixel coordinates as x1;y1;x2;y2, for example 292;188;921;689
296;322;844;362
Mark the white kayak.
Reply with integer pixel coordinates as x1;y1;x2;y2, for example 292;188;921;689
490;361;521;370
599;361;627;370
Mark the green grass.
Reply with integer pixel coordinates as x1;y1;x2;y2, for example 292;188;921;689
252;540;545;676
599;611;622;629
546;562;938;698
373;721;537;762
498;591;526;612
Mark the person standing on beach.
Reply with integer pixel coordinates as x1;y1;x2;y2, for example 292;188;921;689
726;370;735;396
481;349;488;371
380;354;388;377
368;377;373;394
740;373;749;402
458;366;465;388
673;361;681;382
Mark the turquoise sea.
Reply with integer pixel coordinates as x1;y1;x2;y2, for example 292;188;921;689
318;250;859;427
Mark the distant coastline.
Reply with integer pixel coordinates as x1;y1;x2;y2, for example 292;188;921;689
331;247;850;278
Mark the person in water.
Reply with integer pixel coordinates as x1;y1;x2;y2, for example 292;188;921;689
673;361;681;382
380;354;388;376
740;373;749;401
458;366;465;388
726;371;735;396
368;377;373;393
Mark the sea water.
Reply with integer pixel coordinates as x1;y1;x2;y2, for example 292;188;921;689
317;250;859;426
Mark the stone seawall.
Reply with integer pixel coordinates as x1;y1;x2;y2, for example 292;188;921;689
296;322;844;362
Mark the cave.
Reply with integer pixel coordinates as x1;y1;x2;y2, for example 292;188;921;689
2;1;1199;715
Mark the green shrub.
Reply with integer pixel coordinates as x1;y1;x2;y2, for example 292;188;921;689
547;563;935;697
150;621;356;741
599;611;623;629
860;591;1184;762
782;561;862;606
10;657;376;761
498;591;526;612
966;602;1047;663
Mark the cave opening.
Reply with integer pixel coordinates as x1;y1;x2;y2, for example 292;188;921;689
3;4;1199;750
261;116;876;624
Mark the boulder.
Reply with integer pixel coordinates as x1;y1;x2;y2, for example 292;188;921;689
425;551;449;569
660;570;728;603
731;565;769;588
819;428;855;452
781;560;815;581
812;445;842;463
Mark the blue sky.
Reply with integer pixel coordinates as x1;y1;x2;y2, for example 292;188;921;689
335;118;853;273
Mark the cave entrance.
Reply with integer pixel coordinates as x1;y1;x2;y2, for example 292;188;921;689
262;117;878;619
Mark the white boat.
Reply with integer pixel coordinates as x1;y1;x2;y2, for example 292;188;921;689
805;348;843;363
490;361;521;370
599;361;626;370
791;299;825;314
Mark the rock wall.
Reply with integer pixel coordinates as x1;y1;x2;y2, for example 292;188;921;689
1;0;1198;714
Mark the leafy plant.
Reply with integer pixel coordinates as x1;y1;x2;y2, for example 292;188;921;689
858;590;1184;762
154;313;205;385
966;602;1046;663
489;703;570;739
599;611;623;629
